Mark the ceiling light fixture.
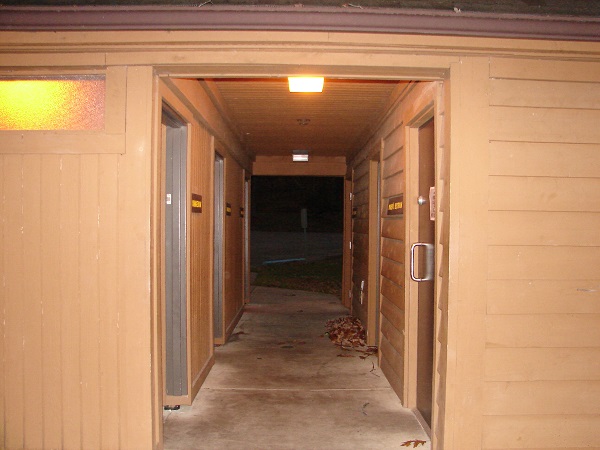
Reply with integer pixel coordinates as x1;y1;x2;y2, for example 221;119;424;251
292;151;309;162
288;77;324;93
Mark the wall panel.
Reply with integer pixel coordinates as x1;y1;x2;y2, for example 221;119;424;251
0;68;155;449
485;57;600;449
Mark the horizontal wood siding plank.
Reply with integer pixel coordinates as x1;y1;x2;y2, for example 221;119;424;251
489;141;600;178
485;348;600;382
488;246;600;280
486;315;600;348
381;296;405;331
352;218;369;235
489;176;600;212
380;315;404;355
381;256;404;287
382;148;404;180
382;126;404;159
484;381;600;415
380;237;405;263
490;57;600;82
354;187;368;203
490;106;600;144
488;211;600;246
490;79;600;109
353;173;369;194
380;355;404;404
381;171;405;199
483;415;600;449
487;280;600;315
353;160;370;180
380;276;405;311
381;217;405;241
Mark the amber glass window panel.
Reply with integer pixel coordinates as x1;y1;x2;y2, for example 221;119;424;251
0;76;105;131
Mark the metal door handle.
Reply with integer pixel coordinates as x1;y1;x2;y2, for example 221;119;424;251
410;243;434;282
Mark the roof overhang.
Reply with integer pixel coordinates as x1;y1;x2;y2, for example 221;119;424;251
1;5;599;42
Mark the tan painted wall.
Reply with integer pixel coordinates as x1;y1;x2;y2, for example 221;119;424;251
482;57;600;449
0;67;156;449
1;29;599;450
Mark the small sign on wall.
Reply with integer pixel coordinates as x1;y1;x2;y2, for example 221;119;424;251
191;193;202;213
387;194;403;216
226;202;232;216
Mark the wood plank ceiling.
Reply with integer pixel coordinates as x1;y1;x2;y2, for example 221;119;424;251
210;77;404;159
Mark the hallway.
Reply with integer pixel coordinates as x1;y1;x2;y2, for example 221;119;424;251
163;286;430;449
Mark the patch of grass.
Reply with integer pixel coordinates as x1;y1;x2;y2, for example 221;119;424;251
252;256;342;298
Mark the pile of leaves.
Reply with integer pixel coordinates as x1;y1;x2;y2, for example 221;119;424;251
324;315;378;358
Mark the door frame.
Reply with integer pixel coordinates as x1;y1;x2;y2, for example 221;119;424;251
405;103;438;433
156;82;196;408
150;63;452;450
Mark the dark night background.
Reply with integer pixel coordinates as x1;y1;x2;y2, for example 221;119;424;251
251;176;343;233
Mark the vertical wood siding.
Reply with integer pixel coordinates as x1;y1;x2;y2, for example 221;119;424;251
483;58;600;449
0;67;154;449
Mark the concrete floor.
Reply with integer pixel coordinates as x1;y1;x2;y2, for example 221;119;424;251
163;286;430;449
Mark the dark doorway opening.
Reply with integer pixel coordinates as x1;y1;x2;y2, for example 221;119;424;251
250;176;344;298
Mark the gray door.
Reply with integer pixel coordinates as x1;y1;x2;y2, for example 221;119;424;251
163;107;188;397
213;153;224;340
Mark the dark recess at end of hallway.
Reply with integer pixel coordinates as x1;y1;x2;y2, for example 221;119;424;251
251;176;343;233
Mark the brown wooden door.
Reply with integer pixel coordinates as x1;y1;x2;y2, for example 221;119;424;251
415;118;435;427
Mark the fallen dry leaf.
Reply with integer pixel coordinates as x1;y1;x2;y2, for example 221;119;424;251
400;440;427;448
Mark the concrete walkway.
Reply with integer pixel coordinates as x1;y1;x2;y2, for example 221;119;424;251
163;286;430;449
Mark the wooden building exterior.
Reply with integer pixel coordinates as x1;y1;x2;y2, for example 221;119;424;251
0;7;599;449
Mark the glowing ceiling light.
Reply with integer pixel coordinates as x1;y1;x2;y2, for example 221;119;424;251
288;77;324;93
292;152;309;162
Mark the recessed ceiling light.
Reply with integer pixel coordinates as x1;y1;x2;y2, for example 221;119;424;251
288;77;324;93
292;151;309;162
